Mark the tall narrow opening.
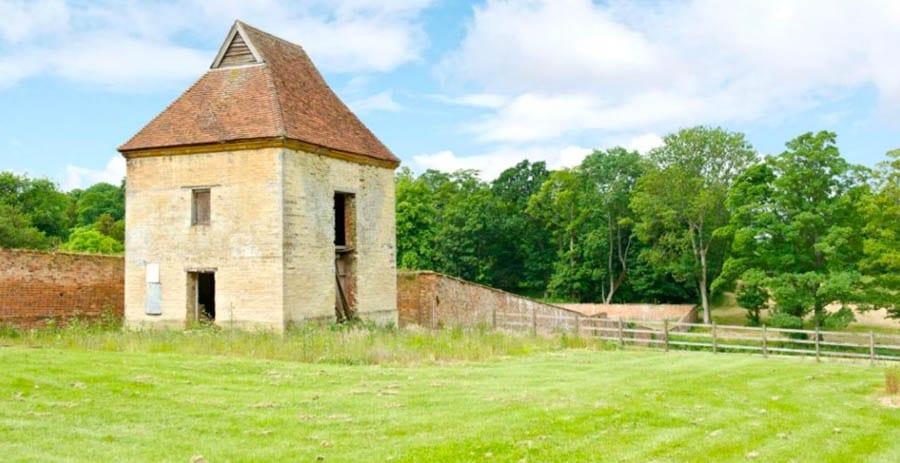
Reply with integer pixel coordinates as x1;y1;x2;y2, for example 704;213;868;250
334;192;356;321
198;273;216;320
334;193;347;247
188;271;216;322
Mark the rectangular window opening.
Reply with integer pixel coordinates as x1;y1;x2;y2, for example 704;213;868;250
192;189;211;225
334;192;355;248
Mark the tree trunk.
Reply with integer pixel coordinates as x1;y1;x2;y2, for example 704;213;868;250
699;279;710;324
699;249;710;324
605;215;615;304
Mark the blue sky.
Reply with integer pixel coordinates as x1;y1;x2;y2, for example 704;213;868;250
1;0;899;189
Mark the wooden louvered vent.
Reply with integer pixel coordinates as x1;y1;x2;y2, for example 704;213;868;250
219;33;257;67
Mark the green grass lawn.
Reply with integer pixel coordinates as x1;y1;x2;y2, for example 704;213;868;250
1;328;898;462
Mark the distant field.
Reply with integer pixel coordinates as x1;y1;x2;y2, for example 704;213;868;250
0;328;898;462
711;293;900;334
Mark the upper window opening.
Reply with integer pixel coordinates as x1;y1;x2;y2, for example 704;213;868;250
192;189;211;225
334;192;355;247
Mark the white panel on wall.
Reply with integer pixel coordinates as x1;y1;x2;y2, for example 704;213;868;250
146;263;160;284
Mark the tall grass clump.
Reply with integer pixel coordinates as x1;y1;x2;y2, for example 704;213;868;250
887;367;899;395
0;320;608;366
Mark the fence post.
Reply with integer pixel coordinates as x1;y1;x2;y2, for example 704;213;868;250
574;315;580;336
618;317;624;347
531;306;537;335
712;322;718;354
491;306;497;330
762;324;768;358
814;323;820;362
869;331;876;365
663;319;669;352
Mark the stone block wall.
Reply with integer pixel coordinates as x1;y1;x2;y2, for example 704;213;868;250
282;148;397;326
125;148;286;330
0;249;124;327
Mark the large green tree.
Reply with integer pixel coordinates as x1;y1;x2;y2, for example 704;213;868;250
722;131;869;326
632;126;757;323
0;172;71;248
859;149;900;317
395;168;505;286
490;160;552;293
74;181;125;227
395;167;438;270
527;168;592;300
0;203;50;249
580;148;643;303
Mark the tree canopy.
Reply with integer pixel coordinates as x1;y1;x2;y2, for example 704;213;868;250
0;173;125;254
395;127;894;324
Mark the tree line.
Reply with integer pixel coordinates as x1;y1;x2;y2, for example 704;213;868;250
0;174;125;254
396;127;899;325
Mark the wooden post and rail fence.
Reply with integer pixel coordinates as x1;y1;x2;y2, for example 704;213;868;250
491;307;900;363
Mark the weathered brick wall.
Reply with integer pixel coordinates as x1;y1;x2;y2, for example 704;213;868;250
397;271;699;337
397;271;586;333
558;303;698;323
0;249;124;327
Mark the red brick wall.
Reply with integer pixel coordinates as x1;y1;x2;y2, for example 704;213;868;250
557;303;698;323
0;249;124;327
397;271;587;333
397;271;700;339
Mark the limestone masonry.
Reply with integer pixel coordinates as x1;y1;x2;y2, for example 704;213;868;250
118;21;399;331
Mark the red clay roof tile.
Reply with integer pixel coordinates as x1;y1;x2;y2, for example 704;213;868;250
119;21;399;166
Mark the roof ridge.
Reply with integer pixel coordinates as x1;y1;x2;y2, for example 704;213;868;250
263;65;287;138
236;22;287;137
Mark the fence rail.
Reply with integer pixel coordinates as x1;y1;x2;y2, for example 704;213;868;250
492;310;900;363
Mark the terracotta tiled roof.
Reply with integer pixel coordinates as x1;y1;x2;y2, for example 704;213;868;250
119;21;399;166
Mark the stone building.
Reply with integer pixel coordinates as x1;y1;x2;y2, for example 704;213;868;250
118;21;400;330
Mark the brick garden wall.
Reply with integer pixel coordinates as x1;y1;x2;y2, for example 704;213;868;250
558;303;698;324
397;271;587;333
398;271;699;337
0;249;124;327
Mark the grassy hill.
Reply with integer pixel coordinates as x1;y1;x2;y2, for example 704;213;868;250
1;328;897;462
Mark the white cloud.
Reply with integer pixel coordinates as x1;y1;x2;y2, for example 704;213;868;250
412;144;592;180
0;0;433;90
349;90;403;113
620;133;664;154
410;134;667;181
0;0;69;43
440;0;900;142
439;0;661;94
63;156;125;191
429;93;509;109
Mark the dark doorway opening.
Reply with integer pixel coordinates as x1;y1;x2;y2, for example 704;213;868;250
188;272;216;322
334;193;348;246
334;192;356;321
198;273;215;320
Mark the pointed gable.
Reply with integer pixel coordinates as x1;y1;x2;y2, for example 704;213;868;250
119;21;399;167
213;28;260;68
